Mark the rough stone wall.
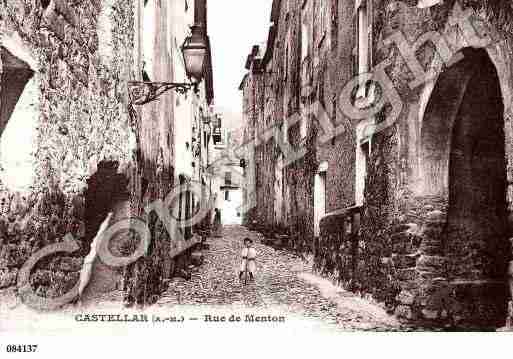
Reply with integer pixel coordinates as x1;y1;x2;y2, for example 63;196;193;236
242;64;268;230
308;0;513;329
242;3;289;235
357;0;513;327
315;207;361;289
279;0;314;246
313;0;357;214
243;0;358;249
285;0;358;251
241;0;513;329
240;75;253;226
0;0;136;297
123;0;214;306
277;0;359;252
286;123;315;251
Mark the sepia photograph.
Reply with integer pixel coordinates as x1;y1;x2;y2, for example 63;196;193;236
1;0;513;357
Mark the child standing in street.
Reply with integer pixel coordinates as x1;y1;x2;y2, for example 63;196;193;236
239;237;256;282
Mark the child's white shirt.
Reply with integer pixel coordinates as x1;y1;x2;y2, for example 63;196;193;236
240;247;257;273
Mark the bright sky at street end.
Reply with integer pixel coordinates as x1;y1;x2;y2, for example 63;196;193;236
209;0;274;129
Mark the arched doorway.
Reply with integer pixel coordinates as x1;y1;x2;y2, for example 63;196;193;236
0;46;34;137
0;44;37;191
446;50;509;282
421;48;510;326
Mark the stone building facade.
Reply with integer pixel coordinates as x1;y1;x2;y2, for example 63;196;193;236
0;0;136;299
242;0;513;328
241;0;358;249
355;0;513;329
0;0;213;307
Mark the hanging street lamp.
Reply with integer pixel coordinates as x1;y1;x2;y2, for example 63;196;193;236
181;25;208;82
128;25;208;106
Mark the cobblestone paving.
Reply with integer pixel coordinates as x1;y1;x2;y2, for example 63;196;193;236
0;226;405;332
157;225;403;331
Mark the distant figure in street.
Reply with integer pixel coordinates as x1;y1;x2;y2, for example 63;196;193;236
213;208;222;237
239;237;256;282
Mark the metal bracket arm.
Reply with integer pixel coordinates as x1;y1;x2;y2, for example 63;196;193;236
128;81;198;106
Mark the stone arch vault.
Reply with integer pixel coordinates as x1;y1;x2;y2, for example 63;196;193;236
417;47;511;327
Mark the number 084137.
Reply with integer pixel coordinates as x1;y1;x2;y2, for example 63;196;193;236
6;345;38;353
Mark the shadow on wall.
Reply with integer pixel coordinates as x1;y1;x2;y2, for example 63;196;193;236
84;160;130;256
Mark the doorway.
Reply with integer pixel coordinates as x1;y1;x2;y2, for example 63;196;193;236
314;169;326;237
445;50;509;282
420;47;510;326
274;154;284;225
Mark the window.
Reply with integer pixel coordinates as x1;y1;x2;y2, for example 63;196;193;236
280;122;288;145
300;112;308;139
317;0;329;47
185;189;192;239
142;0;155;81
225;190;230;201
331;99;337;145
417;0;443;8
357;0;370;75
225;171;232;186
301;13;309;61
255;164;261;186
355;119;373;205
355;0;373;99
283;39;290;143
355;141;370;206
361;141;370;167
284;45;289;82
314;170;326;237
331;0;339;50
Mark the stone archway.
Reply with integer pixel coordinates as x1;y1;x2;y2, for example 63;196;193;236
419;47;510;327
0;41;38;190
79;160;131;302
84;160;130;253
0;46;34;137
446;50;509;282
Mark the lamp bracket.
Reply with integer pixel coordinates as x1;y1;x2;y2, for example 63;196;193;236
128;81;198;106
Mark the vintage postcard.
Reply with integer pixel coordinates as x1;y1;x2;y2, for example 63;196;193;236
1;0;512;357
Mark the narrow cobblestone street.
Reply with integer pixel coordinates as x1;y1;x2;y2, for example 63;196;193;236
0;225;403;332
156;225;402;331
